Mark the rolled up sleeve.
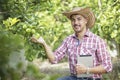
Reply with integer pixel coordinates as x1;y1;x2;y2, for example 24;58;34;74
97;39;112;72
52;38;68;64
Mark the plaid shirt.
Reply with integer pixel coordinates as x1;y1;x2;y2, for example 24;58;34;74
53;29;112;78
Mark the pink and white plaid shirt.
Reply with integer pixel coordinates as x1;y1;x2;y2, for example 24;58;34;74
53;29;112;78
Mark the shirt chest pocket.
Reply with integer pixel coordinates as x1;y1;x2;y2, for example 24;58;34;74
67;44;77;56
67;45;75;53
80;47;96;55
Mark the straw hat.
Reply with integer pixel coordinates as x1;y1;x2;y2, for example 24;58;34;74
62;7;95;28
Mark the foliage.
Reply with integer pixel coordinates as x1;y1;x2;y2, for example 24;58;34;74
0;0;120;79
1;0;72;61
0;29;45;80
0;30;23;66
0;29;23;80
92;0;120;44
1;0;120;60
24;63;46;80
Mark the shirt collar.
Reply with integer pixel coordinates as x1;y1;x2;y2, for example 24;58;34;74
72;29;90;39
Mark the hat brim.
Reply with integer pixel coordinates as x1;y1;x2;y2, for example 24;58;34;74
62;8;95;28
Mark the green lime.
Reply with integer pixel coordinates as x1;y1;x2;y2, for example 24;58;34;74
26;28;31;33
33;33;40;39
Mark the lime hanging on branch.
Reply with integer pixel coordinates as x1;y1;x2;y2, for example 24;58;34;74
26;28;31;33
33;33;40;39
